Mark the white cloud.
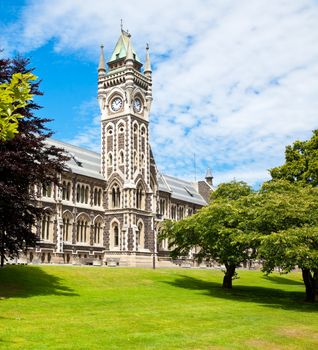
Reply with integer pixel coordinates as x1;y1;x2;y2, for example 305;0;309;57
3;0;318;186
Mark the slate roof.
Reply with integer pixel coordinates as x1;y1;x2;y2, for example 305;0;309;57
46;139;104;180
160;174;207;206
47;139;207;205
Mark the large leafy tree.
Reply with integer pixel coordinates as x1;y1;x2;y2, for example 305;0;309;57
0;55;69;267
161;181;256;289
255;180;318;302
270;130;318;186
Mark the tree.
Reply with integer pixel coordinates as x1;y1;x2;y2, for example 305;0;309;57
161;181;256;289
270;130;318;186
255;180;318;302
0;55;69;267
0;72;36;141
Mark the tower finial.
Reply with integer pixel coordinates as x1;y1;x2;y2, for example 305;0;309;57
98;44;106;74
120;18;123;31
144;43;152;75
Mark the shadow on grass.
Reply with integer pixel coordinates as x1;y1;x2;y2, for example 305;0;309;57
261;275;304;286
163;274;318;312
0;265;78;299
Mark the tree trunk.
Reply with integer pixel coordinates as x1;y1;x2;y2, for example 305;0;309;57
222;264;236;289
0;229;4;268
302;268;317;302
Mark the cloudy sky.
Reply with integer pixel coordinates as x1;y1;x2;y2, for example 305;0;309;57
1;0;318;187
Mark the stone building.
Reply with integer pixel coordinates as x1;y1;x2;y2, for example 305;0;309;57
25;30;213;267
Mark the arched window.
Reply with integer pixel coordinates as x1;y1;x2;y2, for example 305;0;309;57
136;184;145;210
41;212;53;241
42;183;52;198
107;126;113;135
94;188;98;206
108;153;113;167
119;150;124;165
62;181;71;201
98;189;102;206
62;212;73;242
76;215;90;244
84;186;89;204
94;218;103;245
80;185;85;203
114;225;119;247
137;221;144;250
110;183;121;208
76;184;80;202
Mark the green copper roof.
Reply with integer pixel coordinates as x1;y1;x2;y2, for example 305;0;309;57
108;30;141;63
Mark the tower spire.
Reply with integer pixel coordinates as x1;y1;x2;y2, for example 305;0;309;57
144;43;152;76
98;44;106;75
125;34;134;63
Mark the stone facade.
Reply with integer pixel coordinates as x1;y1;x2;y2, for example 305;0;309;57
15;30;213;267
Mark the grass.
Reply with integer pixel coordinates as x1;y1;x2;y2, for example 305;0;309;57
0;266;318;350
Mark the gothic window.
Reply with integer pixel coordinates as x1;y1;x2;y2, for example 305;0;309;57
84;186;89;204
62;212;73;242
110;222;120;249
110;183;121;208
140;126;145;136
136;184;145;210
93;188;103;206
137;221;144;250
62;181;71;201
107;126;113;135
171;205;176;220
80;185;85;203
108;153;113;167
159;199;166;216
76;184;90;204
94;218;103;245
41;212;53;241
76;184;80;202
133;123;138;133
76;215;90;244
178;206;184;220
119;150;124;165
42;183;52;198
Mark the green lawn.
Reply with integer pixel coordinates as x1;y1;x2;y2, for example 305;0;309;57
0;266;317;350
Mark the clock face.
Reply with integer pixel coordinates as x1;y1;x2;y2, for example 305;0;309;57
111;97;123;112
133;98;142;113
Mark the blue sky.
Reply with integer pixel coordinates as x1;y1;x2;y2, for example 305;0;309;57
1;0;318;187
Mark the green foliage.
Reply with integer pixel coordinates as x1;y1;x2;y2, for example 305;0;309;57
259;226;318;273
161;181;256;288
256;180;318;301
270;130;318;186
211;180;253;201
0;72;36;141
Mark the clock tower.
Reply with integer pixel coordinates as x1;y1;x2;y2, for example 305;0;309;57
97;29;157;264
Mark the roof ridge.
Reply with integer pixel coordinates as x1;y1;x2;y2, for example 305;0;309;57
47;138;100;157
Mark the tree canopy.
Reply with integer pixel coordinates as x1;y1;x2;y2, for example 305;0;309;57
0;55;69;266
161;181;256;289
270;130;318;186
0;72;36;141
